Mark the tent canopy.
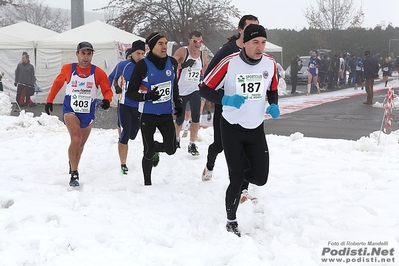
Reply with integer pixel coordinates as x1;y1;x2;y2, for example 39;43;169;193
264;41;283;64
35;20;145;104
264;41;282;53
0;21;58;42
0;33;33;49
0;22;59;99
36;20;143;50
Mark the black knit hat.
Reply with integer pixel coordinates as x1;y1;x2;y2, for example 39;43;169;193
243;24;267;43
125;48;133;59
131;40;146;52
146;32;165;50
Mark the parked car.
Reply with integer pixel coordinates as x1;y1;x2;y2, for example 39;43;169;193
284;56;310;84
285;49;331;85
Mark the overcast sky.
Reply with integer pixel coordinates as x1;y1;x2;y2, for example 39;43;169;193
43;0;399;30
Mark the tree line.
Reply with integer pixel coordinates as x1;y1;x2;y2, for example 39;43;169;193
0;0;69;32
2;0;398;71
266;25;399;69
101;0;398;69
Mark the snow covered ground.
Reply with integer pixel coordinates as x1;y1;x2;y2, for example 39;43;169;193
0;90;398;266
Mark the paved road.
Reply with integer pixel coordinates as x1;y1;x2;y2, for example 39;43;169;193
273;80;399;140
265;89;397;140
10;81;399;141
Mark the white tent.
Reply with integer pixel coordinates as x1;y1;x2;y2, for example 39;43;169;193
35;20;144;104
0;21;58;43
264;41;283;64
0;33;34;100
264;41;282;53
0;22;58;100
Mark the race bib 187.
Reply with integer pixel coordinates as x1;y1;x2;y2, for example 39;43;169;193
236;74;264;100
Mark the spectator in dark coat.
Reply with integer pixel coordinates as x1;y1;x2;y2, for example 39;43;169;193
362;50;380;105
290;55;302;94
328;53;340;89
319;55;329;88
15;52;36;107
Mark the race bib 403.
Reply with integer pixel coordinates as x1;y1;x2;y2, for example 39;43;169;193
70;93;92;113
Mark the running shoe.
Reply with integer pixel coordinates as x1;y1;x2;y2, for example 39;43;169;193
182;130;188;138
121;164;128;175
226;221;241;237
240;189;258;204
201;166;213;181
69;171;79;187
188;143;200;156
153;152;160;167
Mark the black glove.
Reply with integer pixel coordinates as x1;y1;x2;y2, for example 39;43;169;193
174;98;183;117
45;103;53;115
115;85;122;94
181;59;196;69
144;87;161;101
101;99;110;110
14;82;17;87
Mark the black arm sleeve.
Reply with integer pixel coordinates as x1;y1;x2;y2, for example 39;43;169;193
199;41;238;104
204;41;238;76
170;57;180;102
113;74;120;87
126;60;148;102
199;83;225;104
267;89;278;105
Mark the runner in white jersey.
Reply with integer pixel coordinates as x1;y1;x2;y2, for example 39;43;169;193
199;14;260;214
173;31;209;156
200;24;279;237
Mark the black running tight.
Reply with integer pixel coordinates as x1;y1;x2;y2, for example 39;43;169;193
220;117;269;220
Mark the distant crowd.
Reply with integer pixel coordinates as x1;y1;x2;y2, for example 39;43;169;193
295;51;399;90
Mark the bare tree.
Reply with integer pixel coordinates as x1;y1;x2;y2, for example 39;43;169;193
0;0;16;6
305;0;364;30
98;0;240;52
0;0;69;33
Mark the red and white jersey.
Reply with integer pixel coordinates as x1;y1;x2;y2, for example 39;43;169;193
203;52;278;129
